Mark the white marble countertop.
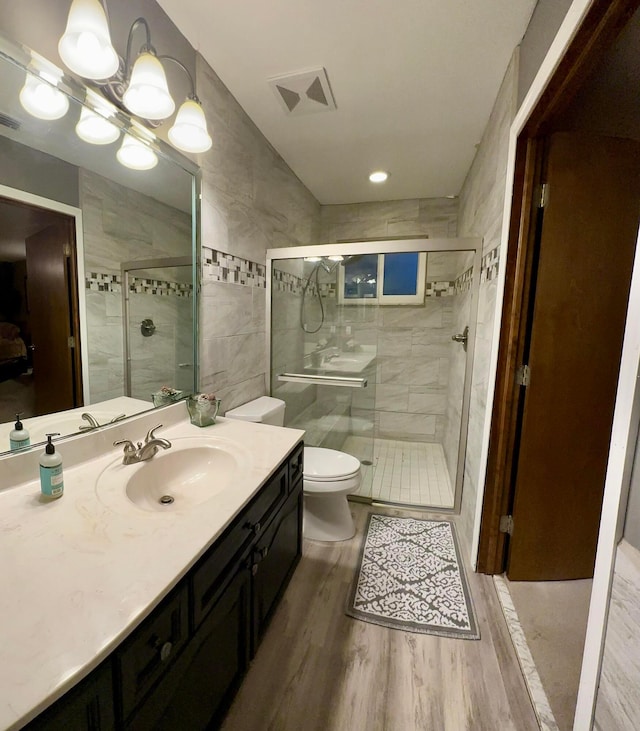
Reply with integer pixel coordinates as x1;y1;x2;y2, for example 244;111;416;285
0;407;303;730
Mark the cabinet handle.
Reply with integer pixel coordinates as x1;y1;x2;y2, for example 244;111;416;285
160;641;173;662
245;520;261;535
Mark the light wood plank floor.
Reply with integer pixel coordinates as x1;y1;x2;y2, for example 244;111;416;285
221;503;539;731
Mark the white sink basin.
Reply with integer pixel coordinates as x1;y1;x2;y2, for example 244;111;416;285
96;437;251;512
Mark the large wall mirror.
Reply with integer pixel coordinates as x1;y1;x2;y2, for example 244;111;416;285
0;30;199;456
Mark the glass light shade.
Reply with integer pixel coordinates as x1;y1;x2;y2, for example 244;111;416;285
76;105;119;144
58;0;119;79
123;52;175;120
168;99;212;153
304;257;322;262
116;134;157;170
19;72;69;120
328;255;344;262
369;170;389;183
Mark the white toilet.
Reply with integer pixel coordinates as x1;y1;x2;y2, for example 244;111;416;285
225;396;360;541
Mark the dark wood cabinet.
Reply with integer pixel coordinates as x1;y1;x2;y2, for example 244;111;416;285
25;442;303;731
251;480;303;650
24;662;115;731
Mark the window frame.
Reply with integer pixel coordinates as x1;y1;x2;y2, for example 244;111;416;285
337;252;427;305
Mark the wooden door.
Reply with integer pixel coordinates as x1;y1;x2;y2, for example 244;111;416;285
507;132;640;581
25;223;81;416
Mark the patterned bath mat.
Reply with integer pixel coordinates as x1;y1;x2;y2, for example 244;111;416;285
346;514;480;639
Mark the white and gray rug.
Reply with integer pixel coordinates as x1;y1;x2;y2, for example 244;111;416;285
346;514;480;639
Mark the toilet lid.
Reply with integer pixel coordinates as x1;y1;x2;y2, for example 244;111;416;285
304;447;360;479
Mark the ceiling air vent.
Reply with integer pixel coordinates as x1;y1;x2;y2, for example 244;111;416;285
269;67;336;116
0;112;20;131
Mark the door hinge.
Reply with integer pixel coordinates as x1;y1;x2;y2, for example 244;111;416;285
68;336;76;349
535;182;548;209
516;364;530;386
499;515;514;535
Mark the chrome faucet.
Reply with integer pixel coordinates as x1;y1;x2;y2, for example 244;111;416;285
114;424;171;465
79;412;101;431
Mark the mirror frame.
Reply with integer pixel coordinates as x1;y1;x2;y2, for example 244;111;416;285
0;30;201;457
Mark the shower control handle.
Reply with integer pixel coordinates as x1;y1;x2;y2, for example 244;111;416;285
452;326;469;352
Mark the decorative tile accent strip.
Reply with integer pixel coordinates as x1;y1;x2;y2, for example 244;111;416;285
454;267;473;294
128;276;192;298
481;246;500;283
272;269;336;298
425;281;455;297
86;272;121;293
202;246;266;287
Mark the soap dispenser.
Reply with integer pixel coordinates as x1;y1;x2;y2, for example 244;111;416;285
39;433;64;499
9;413;30;452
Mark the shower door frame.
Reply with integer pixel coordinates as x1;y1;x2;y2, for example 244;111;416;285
266;237;482;514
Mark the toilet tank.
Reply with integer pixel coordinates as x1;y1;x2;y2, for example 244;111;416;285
225;396;286;426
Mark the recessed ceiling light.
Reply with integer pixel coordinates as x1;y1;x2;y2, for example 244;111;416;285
369;170;389;183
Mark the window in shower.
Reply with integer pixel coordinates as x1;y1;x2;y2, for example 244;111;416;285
339;252;426;304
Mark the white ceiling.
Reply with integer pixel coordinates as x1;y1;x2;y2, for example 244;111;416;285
156;0;537;204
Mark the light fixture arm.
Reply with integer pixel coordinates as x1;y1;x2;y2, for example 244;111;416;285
124;17;154;78
158;55;198;102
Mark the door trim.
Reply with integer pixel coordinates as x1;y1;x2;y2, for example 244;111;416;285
470;0;640;728
0;183;88;405
476;0;640;575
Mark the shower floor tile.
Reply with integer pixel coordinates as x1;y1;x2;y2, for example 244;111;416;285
342;436;454;509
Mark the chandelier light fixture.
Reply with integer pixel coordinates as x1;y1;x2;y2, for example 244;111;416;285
55;0;212;155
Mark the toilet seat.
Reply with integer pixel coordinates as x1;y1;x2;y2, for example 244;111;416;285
303;447;360;480
304;473;361;495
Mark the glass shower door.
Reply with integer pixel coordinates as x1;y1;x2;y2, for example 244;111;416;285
268;240;481;511
270;256;377;498
123;258;195;401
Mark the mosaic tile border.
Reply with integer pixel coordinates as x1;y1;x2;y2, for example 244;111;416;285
454;267;473;294
202;246;266;287
425;280;455;297
86;272;192;298
129;276;192;298
481;246;500;283
86;272;121;293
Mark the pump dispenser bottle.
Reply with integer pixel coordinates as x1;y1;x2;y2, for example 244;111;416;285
9;413;30;451
39;433;64;499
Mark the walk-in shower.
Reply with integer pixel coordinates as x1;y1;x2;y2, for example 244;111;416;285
267;238;481;511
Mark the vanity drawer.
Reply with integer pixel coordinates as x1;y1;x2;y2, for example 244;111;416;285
117;582;189;722
288;442;304;490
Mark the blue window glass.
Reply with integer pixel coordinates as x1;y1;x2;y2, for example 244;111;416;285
343;254;378;298
383;252;419;295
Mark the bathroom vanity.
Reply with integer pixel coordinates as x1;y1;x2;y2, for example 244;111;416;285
0;406;304;730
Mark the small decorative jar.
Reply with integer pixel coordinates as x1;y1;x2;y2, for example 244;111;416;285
186;393;221;427
152;386;183;407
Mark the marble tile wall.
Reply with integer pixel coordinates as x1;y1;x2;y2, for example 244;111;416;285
456;52;519;561
195;54;321;412
594;540;640;731
319;198;458;242
80;169;191;403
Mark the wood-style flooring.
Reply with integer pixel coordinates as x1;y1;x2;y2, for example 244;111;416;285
221;503;539;731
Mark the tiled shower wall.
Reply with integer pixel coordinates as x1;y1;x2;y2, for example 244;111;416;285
81;169;191;403
195;54;321;413
456;52;519;560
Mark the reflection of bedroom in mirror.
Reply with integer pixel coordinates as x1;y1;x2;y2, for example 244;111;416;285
0;194;82;424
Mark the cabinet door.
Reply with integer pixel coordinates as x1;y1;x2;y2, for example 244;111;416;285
25;662;115;731
251;481;303;651
126;564;251;731
117;584;189;723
